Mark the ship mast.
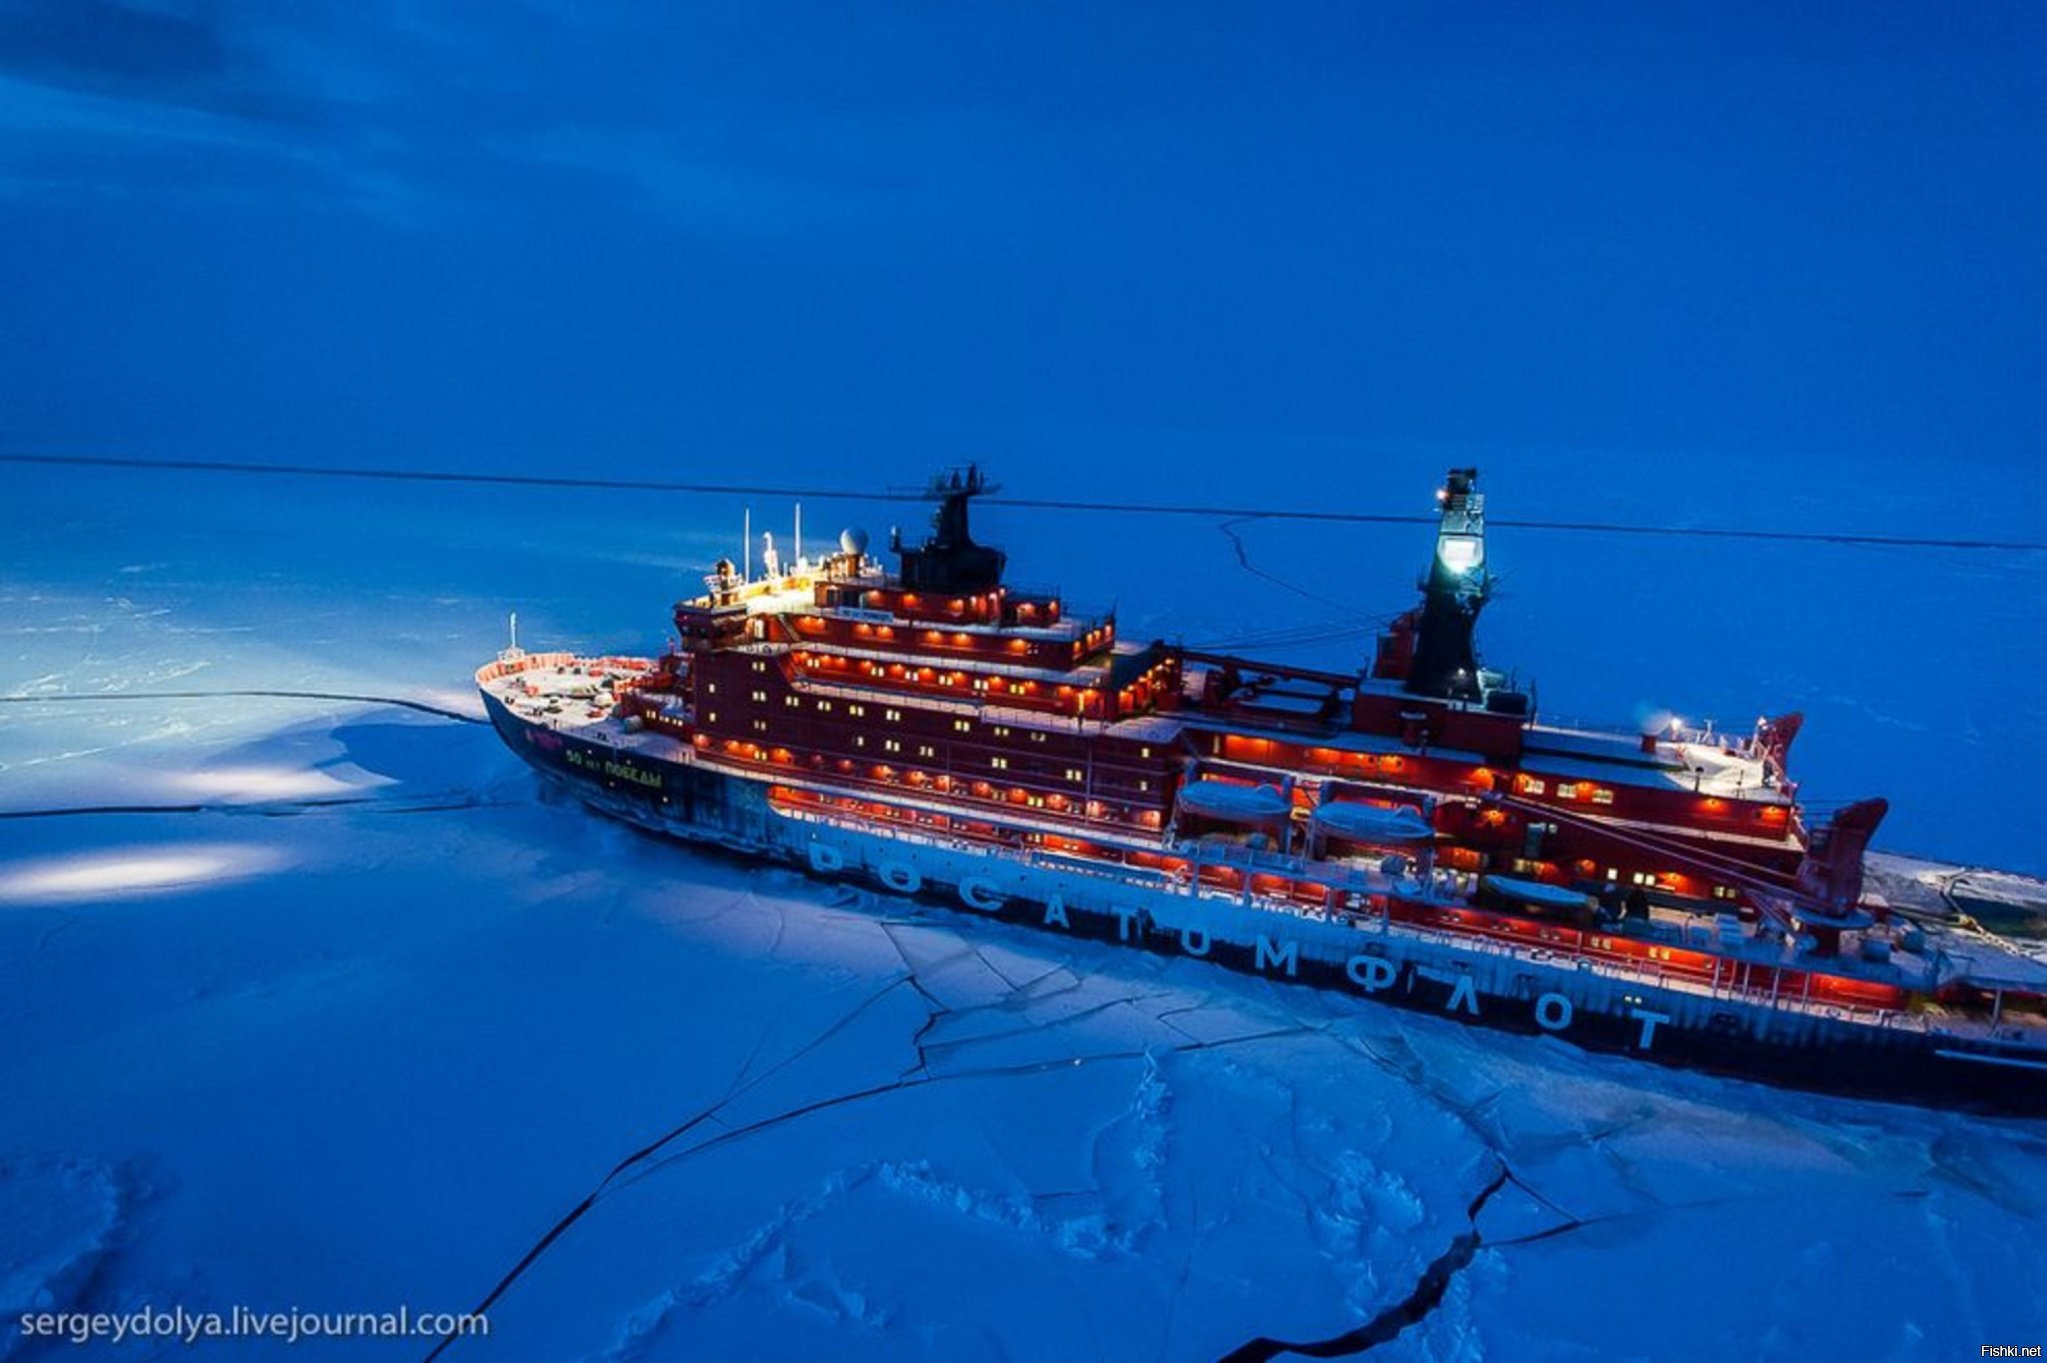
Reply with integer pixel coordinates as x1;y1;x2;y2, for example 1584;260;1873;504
1405;467;1491;701
894;463;1008;593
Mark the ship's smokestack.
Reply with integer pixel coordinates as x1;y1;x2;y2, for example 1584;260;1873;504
1798;797;1889;917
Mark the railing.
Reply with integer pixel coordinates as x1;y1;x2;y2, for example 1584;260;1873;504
1179;838;1402;897
782;673;1123;737
783;801;2047;1045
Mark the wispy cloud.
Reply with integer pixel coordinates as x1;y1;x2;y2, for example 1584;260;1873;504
0;0;422;215
0;0;226;92
0;1;1013;233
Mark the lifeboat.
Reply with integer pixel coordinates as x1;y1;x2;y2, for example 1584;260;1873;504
1177;780;1290;823
1482;875;1594;912
1313;801;1433;843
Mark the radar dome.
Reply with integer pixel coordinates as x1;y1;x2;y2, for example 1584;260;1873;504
840;527;870;556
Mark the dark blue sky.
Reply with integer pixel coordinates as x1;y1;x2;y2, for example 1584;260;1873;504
1;1;2042;491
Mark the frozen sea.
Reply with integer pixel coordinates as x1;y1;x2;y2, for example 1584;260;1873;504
2;456;2044;1361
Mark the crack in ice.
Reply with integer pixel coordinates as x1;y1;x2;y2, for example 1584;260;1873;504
1218;1164;1513;1362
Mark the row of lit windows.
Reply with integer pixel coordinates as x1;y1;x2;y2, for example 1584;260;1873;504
709;709;1155;784
1223;735;1408;776
738;684;1121;749
705;695;1156;760
793;650;1109;708
1592;864;1735;901
706;672;1158;774
712;731;1148;793
722;743;1161;826
735;641;1171;730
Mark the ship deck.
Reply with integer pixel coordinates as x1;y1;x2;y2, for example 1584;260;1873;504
1522;724;1787;803
478;652;681;752
777;798;2047;1055
481;650;2047;1056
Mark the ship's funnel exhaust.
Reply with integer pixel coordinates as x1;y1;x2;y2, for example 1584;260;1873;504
1798;797;1889;917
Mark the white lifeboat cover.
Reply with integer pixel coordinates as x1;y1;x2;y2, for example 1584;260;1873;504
1312;802;1433;842
1483;875;1594;911
1178;780;1290;821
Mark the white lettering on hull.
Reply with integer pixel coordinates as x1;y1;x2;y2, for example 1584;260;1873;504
1255;935;1299;977
1445;974;1480;1017
959;878;1005;912
1346;955;1397;992
785;838;1701;1058
878;861;921;894
1630;1007;1672;1050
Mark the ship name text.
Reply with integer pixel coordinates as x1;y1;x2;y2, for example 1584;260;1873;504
809;843;1675;1052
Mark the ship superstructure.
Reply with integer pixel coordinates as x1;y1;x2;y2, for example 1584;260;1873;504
478;466;2047;1110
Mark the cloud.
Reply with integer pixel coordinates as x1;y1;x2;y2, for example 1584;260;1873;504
0;2;992;234
0;0;226;87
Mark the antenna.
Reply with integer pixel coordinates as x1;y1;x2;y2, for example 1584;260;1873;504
743;507;751;583
794;502;803;566
508;611;519;651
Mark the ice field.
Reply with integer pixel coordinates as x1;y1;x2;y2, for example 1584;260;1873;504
2;463;2043;1360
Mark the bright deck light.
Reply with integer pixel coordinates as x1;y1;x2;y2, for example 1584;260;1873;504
1438;535;1482;573
0;844;285;903
172;766;381;800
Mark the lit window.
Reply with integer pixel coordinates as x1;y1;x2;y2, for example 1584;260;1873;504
707;712;718;723
1137;779;1150;792
849;704;866;717
1065;768;1084;782
854;736;866;748
885;740;902;753
785;696;800;708
885;708;902;722
991;757;1009;770
953;719;971;733
1522;778;1546;795
1140;746;1152;758
752;660;767;673
751;690;768;703
1558;783;1581;800
918;745;935;758
993;725;1011;737
1031;733;1046;744
1591;789;1615;805
817;699;833;712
